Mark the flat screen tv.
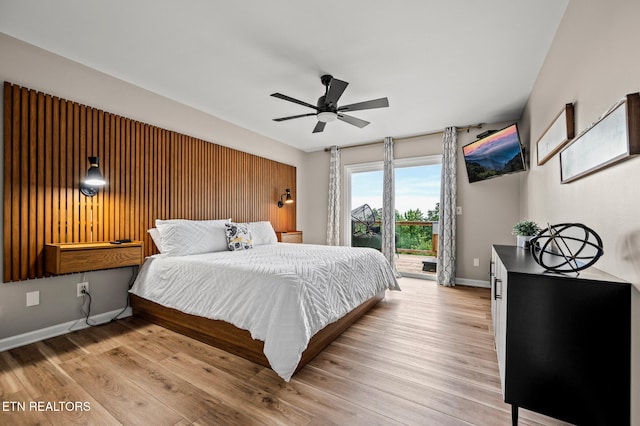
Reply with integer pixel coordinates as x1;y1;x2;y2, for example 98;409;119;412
462;123;526;183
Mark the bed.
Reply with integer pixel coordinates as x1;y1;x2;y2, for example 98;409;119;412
129;219;400;380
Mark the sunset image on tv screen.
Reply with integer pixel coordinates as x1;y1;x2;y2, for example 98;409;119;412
463;124;525;182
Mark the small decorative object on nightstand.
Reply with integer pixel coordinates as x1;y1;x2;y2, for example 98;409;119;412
45;241;143;275
276;231;302;244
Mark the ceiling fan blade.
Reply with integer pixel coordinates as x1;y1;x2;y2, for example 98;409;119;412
312;122;326;133
338;97;389;112
338;114;370;128
271;93;319;111
273;113;317;122
324;78;348;107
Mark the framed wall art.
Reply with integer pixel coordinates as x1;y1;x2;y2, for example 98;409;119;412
537;103;575;165
560;93;640;183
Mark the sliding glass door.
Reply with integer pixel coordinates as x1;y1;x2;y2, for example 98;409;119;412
345;156;441;278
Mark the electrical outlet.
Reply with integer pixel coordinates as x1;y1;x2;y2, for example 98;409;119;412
77;282;89;297
456;206;462;215
473;258;480;267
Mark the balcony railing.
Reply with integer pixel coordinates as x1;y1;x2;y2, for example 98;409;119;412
396;221;437;257
351;220;437;275
362;220;438;256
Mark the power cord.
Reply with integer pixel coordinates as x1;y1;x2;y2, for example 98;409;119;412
111;266;139;322
80;266;139;327
110;265;138;322
80;289;95;327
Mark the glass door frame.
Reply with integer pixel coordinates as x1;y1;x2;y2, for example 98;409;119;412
343;154;442;247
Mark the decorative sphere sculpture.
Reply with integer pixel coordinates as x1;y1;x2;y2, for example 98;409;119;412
529;223;603;273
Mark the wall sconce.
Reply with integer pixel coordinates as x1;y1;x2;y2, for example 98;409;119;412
277;188;294;208
80;156;106;197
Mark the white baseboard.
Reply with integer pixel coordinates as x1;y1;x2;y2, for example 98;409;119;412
400;272;437;281
455;278;490;288
0;307;132;352
399;273;490;288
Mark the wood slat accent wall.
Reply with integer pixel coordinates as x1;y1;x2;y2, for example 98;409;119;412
3;82;296;282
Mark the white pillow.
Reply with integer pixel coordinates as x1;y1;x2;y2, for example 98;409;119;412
147;228;163;253
248;221;278;246
155;218;231;256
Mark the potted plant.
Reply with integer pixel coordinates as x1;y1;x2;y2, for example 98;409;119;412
512;220;541;249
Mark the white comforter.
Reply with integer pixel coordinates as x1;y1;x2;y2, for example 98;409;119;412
129;243;400;380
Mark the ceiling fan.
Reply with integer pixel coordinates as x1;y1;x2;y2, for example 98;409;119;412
271;74;389;133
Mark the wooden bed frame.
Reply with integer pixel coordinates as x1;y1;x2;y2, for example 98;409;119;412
130;291;385;374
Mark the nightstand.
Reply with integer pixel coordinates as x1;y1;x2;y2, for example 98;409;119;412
44;241;144;275
276;231;303;244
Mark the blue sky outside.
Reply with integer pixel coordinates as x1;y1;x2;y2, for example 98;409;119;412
351;165;441;216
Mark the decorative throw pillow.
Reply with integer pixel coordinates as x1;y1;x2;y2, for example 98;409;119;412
225;223;253;251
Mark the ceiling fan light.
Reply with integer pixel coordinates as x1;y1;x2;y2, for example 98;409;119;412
317;111;337;123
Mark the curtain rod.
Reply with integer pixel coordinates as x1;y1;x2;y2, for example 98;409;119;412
322;123;484;152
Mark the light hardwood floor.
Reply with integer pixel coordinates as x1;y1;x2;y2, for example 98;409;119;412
0;278;570;425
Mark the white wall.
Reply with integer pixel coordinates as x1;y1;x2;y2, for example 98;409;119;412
299;124;523;283
520;0;640;423
0;33;306;340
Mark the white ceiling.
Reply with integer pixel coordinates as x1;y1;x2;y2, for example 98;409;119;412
0;0;568;152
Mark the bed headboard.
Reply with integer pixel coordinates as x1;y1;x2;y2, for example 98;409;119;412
3;82;296;282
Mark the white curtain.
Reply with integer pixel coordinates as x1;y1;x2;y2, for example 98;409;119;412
437;127;457;286
382;137;399;276
326;146;341;246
